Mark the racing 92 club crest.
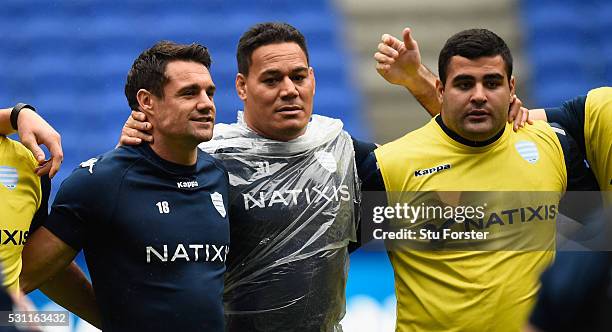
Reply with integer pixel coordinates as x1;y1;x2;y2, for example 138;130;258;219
210;192;226;218
315;151;337;173
0;166;18;190
515;141;539;164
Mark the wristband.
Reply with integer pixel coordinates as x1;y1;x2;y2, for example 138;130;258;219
10;103;36;130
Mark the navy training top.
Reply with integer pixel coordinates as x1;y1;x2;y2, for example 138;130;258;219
45;144;230;332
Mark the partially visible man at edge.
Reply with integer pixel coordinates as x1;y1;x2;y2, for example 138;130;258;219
0;104;56;294
526;87;612;332
0;105;98;326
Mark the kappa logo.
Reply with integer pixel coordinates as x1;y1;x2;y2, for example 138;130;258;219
315;151;337;173
177;180;198;189
414;164;451;177
210;192;226;218
80;158;98;174
515;141;539;164
0;166;18;190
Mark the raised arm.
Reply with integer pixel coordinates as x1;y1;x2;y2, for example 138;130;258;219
374;28;440;116
0;105;63;178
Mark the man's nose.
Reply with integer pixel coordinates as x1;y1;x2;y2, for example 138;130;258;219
470;83;487;106
279;77;298;99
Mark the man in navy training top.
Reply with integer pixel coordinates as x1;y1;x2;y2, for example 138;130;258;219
19;41;230;332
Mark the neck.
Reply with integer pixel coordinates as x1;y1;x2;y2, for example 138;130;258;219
249;125;305;142
149;134;198;166
436;115;504;147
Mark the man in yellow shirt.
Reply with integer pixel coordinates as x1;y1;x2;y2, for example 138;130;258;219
370;29;596;331
374;25;612;331
0;104;56;292
0;104;99;326
0;129;45;293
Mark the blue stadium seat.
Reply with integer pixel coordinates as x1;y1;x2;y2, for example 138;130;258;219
521;0;609;105
1;0;368;202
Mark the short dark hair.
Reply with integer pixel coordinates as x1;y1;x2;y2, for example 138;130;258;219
125;41;212;110
438;28;513;85
236;22;309;75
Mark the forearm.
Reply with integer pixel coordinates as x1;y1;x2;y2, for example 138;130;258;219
0;108;15;135
39;262;101;328
20;228;77;293
400;64;440;116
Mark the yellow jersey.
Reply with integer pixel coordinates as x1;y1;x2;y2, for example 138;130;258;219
584;87;612;200
0;136;42;293
375;117;567;331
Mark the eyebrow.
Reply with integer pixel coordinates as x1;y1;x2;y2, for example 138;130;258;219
176;83;199;95
451;74;475;82
261;66;309;76
175;83;216;95
483;74;504;80
452;73;505;82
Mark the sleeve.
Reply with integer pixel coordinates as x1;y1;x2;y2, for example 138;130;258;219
359;152;386;192
349;144;387;253
43;169;97;251
29;174;50;233
552;124;599;192
545;95;587;156
552;123;602;224
351;137;378;182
